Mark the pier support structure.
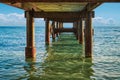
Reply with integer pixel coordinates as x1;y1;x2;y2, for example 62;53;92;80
85;11;93;58
56;22;59;37
74;21;78;40
59;22;63;29
51;21;56;40
45;19;50;45
76;21;79;40
58;22;63;34
78;18;84;44
25;11;36;58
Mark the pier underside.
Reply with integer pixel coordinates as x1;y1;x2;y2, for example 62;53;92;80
1;0;119;59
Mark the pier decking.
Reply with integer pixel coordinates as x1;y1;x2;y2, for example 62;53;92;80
0;0;120;59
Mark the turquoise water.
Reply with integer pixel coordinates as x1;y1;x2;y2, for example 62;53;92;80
0;26;120;80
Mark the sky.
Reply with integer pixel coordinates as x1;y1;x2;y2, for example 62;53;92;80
0;3;120;26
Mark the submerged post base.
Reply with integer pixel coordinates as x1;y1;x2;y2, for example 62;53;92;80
25;47;36;58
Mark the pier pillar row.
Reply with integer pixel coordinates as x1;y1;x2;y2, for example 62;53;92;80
25;11;36;58
85;11;93;58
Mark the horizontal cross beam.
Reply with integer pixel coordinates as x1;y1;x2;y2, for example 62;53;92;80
25;11;95;18
33;12;82;18
1;0;120;3
48;18;79;22
54;28;75;33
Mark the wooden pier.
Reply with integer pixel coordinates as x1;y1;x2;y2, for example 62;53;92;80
0;0;120;59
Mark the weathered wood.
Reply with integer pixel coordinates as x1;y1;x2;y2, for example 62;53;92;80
78;18;84;44
33;12;81;18
25;11;94;18
82;3;102;12
73;22;76;36
73;22;75;29
73;22;78;39
45;19;50;45
56;22;59;37
48;18;79;22
59;22;63;29
51;21;56;40
55;28;75;33
87;3;102;11
85;11;93;58
1;0;120;3
25;11;36;58
76;21;79;40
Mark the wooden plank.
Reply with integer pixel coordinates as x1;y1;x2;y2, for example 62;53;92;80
4;2;41;11
1;0;120;3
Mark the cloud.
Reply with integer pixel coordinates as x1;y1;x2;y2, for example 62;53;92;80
0;13;25;26
93;16;115;26
0;13;44;26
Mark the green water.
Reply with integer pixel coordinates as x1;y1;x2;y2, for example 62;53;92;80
25;33;94;80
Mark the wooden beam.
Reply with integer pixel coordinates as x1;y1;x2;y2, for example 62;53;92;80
75;21;79;40
25;11;95;18
51;21;56;40
78;18;84;44
25;11;36;58
55;22;58;37
4;2;41;11
33;12;81;18
48;18;79;22
84;3;102;11
45;19;50;45
1;0;120;3
55;28;75;33
85;11;93;58
59;22;63;29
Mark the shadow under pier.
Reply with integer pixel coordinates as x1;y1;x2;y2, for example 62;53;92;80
23;33;94;80
41;33;94;80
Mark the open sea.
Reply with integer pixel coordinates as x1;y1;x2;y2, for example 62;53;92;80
0;26;120;80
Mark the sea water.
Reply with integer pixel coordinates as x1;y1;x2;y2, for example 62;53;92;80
0;26;120;80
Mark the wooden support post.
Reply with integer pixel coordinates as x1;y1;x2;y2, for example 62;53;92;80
52;21;56;40
58;22;63;35
76;21;79;40
56;22;59;37
73;22;75;34
25;11;36;58
45;19;50;45
78;18;84;44
85;11;93;58
59;22;63;29
57;22;60;35
73;21;78;40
